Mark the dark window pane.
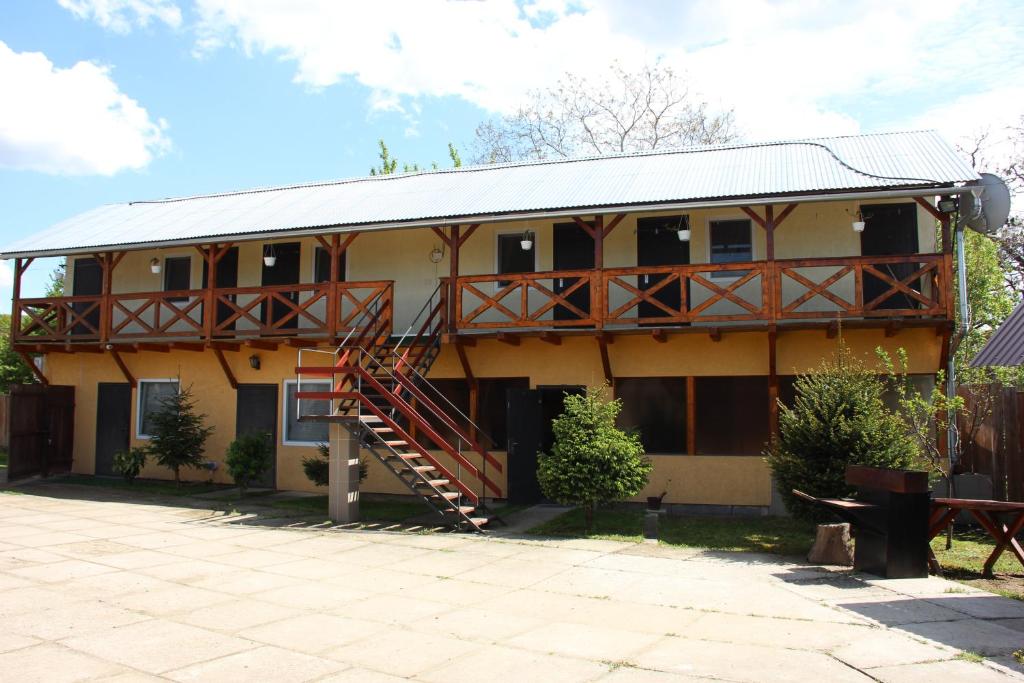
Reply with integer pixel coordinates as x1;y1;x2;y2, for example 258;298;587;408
314;247;347;283
138;380;179;437
285;381;330;444
695;376;769;455
477;378;529;450
498;233;534;286
615;377;686;454
164;257;191;301
710;219;753;264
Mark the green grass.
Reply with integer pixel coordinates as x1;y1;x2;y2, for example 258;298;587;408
53;474;229;497
931;528;1024;601
527;507;815;556
270;495;429;523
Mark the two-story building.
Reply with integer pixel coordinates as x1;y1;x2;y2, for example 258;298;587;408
2;131;977;519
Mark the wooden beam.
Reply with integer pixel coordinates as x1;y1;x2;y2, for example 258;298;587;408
171;342;205;352
457;224;479;248
597;335;613;386
571;216;596;239
708;327;722;342
110;345;137;353
454;341;478;391
285;338;319;348
452;334;477;347
651;328;667;343
109;349;136;388
496;332;520;346
245;339;279;350
599;331;615;345
914;196;944;222
740;206;768;231
686;376;696;455
764;204;775;262
539;331;561;345
208;341;240;352
133;343;170;353
65;344;102;353
212;348;238;389
603;213;626;238
17;352;48;386
774;203;799;228
768;326;779;438
431;226;452;247
449;224;460;333
826;320;839;339
885;320;903;338
338;231;359;255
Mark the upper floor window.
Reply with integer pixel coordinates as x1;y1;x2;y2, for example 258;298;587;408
497;233;535;287
137;379;179;439
709;219;753;269
313;247;347;283
163;256;191;302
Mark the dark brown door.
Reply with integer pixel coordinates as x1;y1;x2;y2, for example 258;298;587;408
506;388;542;505
202;246;239;331
553;223;593;323
235;384;278;488
860;203;920;310
261;243;301;330
71;257;102;336
637;215;690;323
95;383;131;476
8;384;75;480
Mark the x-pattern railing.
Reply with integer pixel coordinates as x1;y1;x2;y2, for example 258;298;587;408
110;290;205;338
17;296;102;340
456;270;598;328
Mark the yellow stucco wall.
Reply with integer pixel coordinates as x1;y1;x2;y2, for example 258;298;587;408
43;322;942;507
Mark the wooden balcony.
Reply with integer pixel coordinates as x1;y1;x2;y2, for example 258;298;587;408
14;281;394;346
451;253;949;331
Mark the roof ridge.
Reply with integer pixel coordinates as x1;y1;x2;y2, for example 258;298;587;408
126;130;943;206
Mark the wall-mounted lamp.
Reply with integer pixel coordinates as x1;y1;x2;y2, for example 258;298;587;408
429;246;444;263
248;354;261;370
150;258;161;274
675;215;691;241
520;229;534;251
937;198;957;213
263;244;277;267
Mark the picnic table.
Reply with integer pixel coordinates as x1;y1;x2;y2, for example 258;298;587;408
928;498;1024;578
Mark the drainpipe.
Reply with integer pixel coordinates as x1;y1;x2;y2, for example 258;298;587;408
946;213;970;488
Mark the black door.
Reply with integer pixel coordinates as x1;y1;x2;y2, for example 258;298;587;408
202;246;239;332
261;242;301;330
71;257;103;336
95;383;131;477
860;203;920;310
506;388;543;505
235;384;278;488
553;222;594;322
637;215;690;323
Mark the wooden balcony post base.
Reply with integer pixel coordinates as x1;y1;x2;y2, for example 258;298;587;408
328;421;361;523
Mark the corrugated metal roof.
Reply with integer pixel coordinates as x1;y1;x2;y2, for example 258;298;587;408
1;130;979;257
971;301;1024;368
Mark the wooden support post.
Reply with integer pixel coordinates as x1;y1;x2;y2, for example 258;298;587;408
11;258;24;344
594;215;605;329
539;331;561;345
212;348;238;389
449;225;460;333
496;332;520;346
686;375;696;455
651;328;667;343
768;326;779;438
17;351;47;386
204;244;216;342
597;334;613;386
328;234;341;342
109;349;136;388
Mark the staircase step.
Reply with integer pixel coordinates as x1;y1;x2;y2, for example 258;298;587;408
433;491;461;501
371;427;394;434
389;453;421;461
467;517;490;527
443;505;476;515
383;440;408;447
412;465;438;473
414;479;450;488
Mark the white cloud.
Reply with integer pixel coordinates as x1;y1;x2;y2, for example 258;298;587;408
0;41;171;175
58;0;182;34
0;262;12;288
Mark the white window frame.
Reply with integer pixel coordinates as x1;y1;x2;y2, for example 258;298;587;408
281;379;331;447
495;229;537;289
310;244;349;283
705;215;755;280
136;378;180;440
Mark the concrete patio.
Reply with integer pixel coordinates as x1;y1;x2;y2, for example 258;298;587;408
0;487;1022;682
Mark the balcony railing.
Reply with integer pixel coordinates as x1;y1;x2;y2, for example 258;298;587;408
15;281;394;344
452;254;948;330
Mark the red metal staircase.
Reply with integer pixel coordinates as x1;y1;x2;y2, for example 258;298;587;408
295;285;501;532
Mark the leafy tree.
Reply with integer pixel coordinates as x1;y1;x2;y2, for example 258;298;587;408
0;315;35;390
302;442;367;486
225;432;273;497
537;385;652;531
472;61;736;163
765;344;919;521
369;139;463;176
45;260;66;298
145;382;214;485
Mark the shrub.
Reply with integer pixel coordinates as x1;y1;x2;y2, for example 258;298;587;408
537;385;652;531
303;442;368;486
225;432;273;496
112;448;147;484
145;382;214;485
765;344;919;521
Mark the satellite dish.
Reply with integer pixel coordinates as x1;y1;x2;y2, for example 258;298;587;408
959;172;1011;234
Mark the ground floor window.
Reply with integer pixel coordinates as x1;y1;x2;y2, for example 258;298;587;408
614;377;687;454
695;376;770;455
283;380;329;445
136;379;179;439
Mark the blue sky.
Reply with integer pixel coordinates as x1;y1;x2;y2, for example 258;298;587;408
1;0;1023;307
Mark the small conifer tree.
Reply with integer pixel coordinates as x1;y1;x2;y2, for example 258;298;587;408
146;382;214;485
765;345;918;520
537;385;652;531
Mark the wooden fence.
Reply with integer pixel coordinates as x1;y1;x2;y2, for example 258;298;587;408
957;385;1024;501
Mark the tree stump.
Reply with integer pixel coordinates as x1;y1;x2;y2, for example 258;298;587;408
807;523;854;566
